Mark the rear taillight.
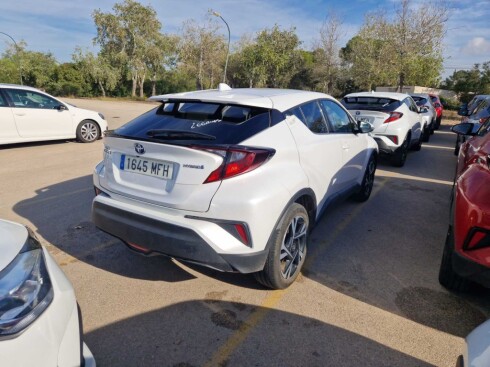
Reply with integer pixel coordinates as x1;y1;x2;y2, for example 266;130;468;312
194;146;275;183
384;112;403;124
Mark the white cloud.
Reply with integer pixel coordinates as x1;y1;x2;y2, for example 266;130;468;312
461;37;490;55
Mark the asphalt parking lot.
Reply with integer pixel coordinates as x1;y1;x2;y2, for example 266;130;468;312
2;98;490;366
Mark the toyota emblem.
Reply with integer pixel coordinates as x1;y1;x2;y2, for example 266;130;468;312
134;143;145;155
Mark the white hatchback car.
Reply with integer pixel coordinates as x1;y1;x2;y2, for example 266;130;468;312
0;84;107;145
92;86;378;289
0;219;95;367
341;92;423;166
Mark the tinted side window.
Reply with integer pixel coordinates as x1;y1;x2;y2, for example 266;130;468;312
0;92;7;107
284;107;306;124
299;101;329;134
477;118;490;137
5;89;60;109
404;98;418;113
320;99;353;133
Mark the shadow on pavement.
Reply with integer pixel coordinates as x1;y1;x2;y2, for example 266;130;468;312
86;300;434;367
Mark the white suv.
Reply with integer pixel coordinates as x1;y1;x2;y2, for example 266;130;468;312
0;84;107;145
92;86;378;289
341;92;423;166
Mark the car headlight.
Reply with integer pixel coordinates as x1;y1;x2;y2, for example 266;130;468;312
98;112;106;120
0;229;53;339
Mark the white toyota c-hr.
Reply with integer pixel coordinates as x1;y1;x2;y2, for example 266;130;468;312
0;219;95;367
341;92;423;167
0;84;107;145
92;85;378;289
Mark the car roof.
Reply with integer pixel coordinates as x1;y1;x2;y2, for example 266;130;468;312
149;86;333;112
343;91;409;101
409;93;430;98
0;83;40;92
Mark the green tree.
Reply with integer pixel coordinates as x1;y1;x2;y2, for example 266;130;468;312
179;19;227;90
93;0;163;97
73;48;119;97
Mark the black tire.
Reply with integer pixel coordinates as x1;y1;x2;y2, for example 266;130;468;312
438;226;471;291
391;135;409;167
76;120;100;143
422;125;431;142
412;135;422;151
352;153;377;202
435;115;442;129
255;203;309;289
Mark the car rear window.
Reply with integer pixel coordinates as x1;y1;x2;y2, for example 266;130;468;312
112;101;283;145
411;96;428;106
341;97;401;112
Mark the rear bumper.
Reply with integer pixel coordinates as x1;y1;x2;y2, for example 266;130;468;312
92;200;268;273
373;137;398;154
453;251;490;288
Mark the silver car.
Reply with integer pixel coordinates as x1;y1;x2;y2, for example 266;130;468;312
409;93;436;142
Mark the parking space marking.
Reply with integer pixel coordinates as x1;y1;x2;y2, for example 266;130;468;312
421;145;455;151
376;170;453;186
204;178;388;366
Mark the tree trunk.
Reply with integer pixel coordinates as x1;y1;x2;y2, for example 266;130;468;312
151;73;156;96
98;81;106;98
139;71;145;98
131;75;137;97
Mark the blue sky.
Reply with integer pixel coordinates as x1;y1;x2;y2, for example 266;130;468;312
1;0;489;80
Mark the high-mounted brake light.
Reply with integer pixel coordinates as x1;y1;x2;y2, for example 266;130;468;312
195;146;275;183
384;112;403;124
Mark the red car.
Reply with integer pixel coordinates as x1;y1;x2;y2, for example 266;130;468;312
429;94;444;129
439;118;490;291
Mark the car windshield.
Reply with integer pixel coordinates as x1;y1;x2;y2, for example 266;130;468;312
112;101;278;145
341;97;401;112
471;98;490;119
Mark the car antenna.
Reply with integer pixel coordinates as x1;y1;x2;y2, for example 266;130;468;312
218;83;232;92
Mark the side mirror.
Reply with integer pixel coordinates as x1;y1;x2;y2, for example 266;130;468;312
434;102;441;108
419;106;429;113
357;120;373;133
56;104;68;111
451;123;474;136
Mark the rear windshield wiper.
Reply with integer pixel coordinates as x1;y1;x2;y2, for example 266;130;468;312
146;129;216;140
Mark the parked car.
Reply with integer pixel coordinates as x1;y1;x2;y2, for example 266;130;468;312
457;319;490;367
454;96;490;155
458;94;490;118
0;219;95;367
428;94;444;129
409;93;436;140
0;84;107;145
92;85;378;289
340;92;423;167
438;117;490;291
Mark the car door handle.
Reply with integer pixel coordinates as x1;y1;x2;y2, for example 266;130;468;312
14;112;26;116
342;143;350;150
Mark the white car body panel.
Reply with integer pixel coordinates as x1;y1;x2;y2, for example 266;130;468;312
344;92;422;152
0;219;95;367
93;87;378;275
0;84;107;145
463;319;490;367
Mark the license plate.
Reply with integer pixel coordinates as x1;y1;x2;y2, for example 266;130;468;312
120;154;173;179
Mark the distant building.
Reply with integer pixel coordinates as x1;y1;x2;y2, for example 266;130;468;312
376;86;457;100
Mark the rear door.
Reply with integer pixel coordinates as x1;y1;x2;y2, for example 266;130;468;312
319;99;367;187
284;100;344;213
4;88;72;138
